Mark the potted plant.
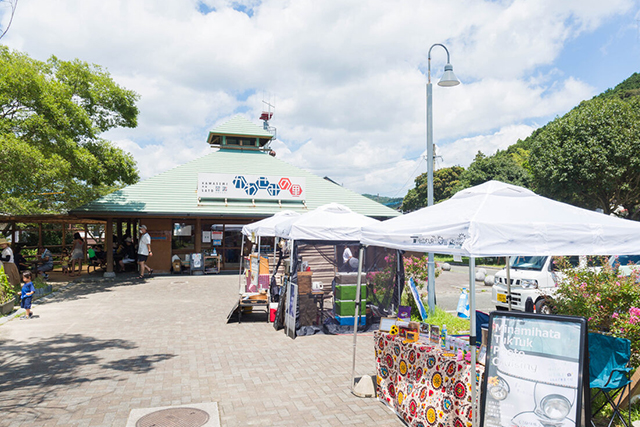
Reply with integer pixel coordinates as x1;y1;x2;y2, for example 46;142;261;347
0;265;16;315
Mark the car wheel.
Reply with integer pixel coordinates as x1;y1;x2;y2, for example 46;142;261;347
535;299;552;315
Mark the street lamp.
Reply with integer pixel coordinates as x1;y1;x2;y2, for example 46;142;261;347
426;43;460;313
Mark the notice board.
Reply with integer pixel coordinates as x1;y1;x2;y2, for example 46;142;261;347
481;311;589;427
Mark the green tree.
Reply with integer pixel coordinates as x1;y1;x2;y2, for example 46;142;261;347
402;166;464;211
456;147;532;191
0;46;140;214
528;97;640;217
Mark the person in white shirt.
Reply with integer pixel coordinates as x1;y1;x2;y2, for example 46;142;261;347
0;238;20;287
137;225;153;279
342;246;358;272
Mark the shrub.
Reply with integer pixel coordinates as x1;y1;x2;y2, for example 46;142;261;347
0;265;15;304
551;258;640;367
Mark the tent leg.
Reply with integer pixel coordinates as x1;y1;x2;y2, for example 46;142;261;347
506;256;512;311
469;256;477;427
238;239;245;295
351;245;365;392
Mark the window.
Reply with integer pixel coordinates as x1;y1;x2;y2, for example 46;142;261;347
172;221;195;251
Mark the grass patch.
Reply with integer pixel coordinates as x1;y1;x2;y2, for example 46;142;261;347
422;306;470;335
434;254;506;267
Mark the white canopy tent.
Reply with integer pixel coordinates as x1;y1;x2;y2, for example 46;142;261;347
241;210;300;238
274;202;379;241
273;203;381;339
238;211;301;295
358;180;640;424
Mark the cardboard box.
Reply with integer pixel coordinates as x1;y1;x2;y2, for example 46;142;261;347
297;271;313;294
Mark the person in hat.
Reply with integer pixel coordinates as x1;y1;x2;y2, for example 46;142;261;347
137;225;153;279
0;238;20;288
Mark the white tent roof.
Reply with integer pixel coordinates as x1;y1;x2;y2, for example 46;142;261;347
361;180;640;256
241;211;300;237
275;202;380;241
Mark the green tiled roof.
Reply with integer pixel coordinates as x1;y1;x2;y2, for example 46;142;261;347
72;150;400;219
208;115;273;138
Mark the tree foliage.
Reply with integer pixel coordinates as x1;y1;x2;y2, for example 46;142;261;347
456;145;532;192
402;166;464;212
0;46;140;214
528;97;640;218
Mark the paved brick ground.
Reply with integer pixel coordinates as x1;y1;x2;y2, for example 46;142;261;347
0;274;404;426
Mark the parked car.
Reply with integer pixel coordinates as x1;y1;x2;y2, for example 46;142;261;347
608;254;640;277
491;256;603;314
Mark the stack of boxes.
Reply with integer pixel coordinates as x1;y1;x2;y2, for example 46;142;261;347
333;273;367;326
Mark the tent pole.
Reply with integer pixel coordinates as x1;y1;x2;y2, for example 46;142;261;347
506;256;512;311
351;245;365;391
238;238;245;295
469;256;477;427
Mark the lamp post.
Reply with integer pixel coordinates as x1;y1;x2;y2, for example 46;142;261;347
426;43;459;313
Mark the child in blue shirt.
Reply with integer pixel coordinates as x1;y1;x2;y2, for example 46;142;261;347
20;271;35;319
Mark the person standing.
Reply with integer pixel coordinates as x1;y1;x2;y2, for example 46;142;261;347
70;232;84;276
0;238;20;288
20;271;35;319
137;225;153;279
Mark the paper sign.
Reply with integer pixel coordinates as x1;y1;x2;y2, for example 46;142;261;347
202;231;211;243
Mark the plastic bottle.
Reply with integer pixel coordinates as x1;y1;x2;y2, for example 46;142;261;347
212;247;217;256
441;324;447;349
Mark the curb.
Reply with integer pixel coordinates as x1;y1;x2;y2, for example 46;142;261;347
0;280;76;326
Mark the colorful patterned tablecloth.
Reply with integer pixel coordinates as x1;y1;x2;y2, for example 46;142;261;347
374;331;483;427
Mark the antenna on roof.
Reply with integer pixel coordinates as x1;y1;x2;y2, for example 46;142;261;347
260;92;276;139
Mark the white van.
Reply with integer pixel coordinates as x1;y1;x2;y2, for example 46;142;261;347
491;256;585;314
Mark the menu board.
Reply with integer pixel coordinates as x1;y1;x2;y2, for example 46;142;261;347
481;311;588;427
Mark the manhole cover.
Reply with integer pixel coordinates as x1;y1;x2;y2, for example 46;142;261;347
136;407;210;427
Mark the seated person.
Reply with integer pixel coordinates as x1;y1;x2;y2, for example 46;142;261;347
36;246;54;279
14;247;29;272
117;238;136;271
94;245;107;267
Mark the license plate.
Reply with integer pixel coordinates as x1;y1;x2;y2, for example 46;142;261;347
497;293;507;303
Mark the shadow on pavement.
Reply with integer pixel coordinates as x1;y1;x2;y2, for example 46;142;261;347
0;333;175;419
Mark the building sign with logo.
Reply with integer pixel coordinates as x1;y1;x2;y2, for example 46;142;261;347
197;173;306;200
481;311;588;427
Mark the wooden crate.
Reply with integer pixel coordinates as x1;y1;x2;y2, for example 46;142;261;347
297;271;313;295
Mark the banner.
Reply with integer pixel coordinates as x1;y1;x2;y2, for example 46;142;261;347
198;173;306;200
481;311;588;427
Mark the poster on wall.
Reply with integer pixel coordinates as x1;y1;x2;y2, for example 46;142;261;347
211;231;223;246
202;231;211;243
481;311;588;427
285;281;298;339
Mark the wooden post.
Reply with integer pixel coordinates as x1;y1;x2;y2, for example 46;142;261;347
38;223;43;248
62;223;66;253
619;368;640;407
195;218;202;254
104;218;115;277
116;219;122;243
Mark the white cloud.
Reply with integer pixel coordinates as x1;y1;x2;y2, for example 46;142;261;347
437;124;537;170
0;0;636;195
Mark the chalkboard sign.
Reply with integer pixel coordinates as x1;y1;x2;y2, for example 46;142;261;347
480;311;589;427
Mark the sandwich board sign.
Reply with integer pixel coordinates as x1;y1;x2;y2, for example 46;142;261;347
480;311;589;427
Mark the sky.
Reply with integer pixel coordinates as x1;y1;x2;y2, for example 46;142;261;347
2;0;640;198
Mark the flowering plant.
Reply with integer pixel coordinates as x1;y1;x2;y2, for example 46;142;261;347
402;255;441;319
552;258;640;367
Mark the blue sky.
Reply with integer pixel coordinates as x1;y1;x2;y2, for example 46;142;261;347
1;0;639;197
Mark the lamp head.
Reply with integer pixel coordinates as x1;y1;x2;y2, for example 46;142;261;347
438;63;460;87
